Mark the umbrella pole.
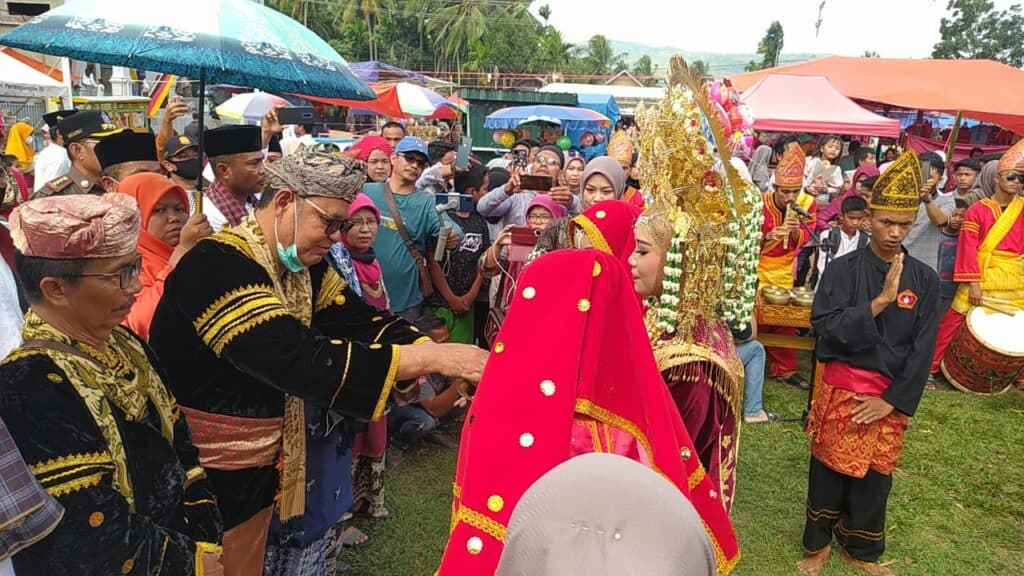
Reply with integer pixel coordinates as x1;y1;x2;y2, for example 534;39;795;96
195;68;206;214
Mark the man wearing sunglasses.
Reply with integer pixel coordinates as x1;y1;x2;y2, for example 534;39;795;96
930;139;1024;382
363;136;462;321
477;143;580;230
150;151;486;575
2;194;225;575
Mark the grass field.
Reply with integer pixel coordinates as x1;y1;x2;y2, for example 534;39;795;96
340;375;1024;576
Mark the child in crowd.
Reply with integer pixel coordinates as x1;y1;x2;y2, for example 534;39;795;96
427;163;491;344
937;198;968;311
388;315;469;452
815;196;870;289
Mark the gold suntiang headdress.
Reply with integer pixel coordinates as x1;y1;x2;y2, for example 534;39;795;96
636;56;758;340
870;149;922;213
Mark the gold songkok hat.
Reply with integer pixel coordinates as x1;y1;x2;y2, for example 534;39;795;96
997;138;1024;173
870;149;923;213
774;144;806;189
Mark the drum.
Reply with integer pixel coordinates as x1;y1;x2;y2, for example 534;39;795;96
941;307;1024;394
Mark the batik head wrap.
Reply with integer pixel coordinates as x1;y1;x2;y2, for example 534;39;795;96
11;193;140;259
264;150;367;202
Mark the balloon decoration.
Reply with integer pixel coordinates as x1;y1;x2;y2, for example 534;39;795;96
702;78;757;161
557;135;572;150
499;130;516;148
518;127;532;140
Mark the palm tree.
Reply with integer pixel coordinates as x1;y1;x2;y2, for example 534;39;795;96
531;27;576;73
340;0;391;62
582;34;628;79
429;0;518;82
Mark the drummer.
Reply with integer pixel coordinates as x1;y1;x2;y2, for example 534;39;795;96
799;150;939;576
930;139;1024;386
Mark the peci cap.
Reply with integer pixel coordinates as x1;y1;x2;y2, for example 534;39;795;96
94;130;158;170
204;124;262;158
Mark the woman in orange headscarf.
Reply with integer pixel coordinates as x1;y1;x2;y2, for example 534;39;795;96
117;172;212;340
437;245;739;574
4;122;35;173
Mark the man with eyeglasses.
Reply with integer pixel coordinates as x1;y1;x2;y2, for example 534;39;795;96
477;143;580;230
363;136;462;321
149;151;486;575
1;193;225;575
32;110;121;200
930;139;1024;383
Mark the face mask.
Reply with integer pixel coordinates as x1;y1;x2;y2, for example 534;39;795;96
171;157;202;181
275;198;305;273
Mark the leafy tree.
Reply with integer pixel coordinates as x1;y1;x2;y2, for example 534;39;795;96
690;59;710;79
530;28;577;73
538;3;551;26
339;0;391;62
862;50;880;58
932;0;1024;67
745;20;784;71
581;35;628;80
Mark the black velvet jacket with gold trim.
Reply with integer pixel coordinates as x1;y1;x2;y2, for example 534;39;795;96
0;332;222;575
149;231;424;529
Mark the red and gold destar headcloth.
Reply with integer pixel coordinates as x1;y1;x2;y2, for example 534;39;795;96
436;249;739;575
997;138;1024;173
774;144;806;189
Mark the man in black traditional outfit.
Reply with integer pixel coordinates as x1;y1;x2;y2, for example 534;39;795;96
799;150;940;576
0;193;223;575
149;151;487;576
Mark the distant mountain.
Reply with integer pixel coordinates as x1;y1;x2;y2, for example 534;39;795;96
609;39;823;77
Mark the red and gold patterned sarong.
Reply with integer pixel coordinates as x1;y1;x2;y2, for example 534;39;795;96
180;407;281;470
806;363;909;478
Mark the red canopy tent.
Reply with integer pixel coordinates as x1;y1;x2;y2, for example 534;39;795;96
741;74;900;137
730;56;1024;135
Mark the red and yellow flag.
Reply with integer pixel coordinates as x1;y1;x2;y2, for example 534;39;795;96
147;74;177;117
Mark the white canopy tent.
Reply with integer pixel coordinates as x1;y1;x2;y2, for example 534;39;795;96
0;50;67;99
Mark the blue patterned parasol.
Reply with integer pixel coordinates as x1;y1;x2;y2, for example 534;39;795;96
0;0;375;100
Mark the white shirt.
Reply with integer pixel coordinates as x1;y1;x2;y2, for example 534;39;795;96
32;143;71;193
0;256;23;360
816;227;862;290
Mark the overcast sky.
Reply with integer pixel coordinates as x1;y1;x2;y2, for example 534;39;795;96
532;0;1018;58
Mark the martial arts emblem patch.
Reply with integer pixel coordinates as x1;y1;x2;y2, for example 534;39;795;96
897;289;918;309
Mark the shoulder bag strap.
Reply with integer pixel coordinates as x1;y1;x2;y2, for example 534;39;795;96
383;182;423;263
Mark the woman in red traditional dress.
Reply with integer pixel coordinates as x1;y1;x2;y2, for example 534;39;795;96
437;201;739;575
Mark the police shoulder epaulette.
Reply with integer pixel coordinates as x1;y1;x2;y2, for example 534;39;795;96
46;176;72;192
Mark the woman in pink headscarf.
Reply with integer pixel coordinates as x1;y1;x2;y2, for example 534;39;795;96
480;195;567;344
341;193;393;524
346;135;393;183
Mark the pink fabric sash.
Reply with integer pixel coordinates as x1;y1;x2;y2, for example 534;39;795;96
822;361;891;396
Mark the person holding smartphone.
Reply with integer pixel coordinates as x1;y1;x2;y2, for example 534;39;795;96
476;144;580;229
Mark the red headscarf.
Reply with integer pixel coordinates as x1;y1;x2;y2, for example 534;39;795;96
116;172;189;284
568;199;637;270
345;135;393;162
437;249;739;575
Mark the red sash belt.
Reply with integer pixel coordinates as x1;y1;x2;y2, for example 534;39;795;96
822;361;891;396
180;407;281;471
